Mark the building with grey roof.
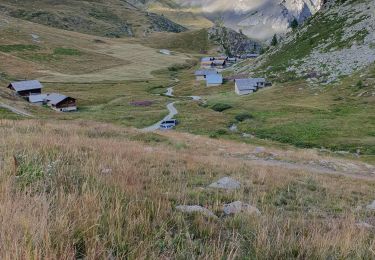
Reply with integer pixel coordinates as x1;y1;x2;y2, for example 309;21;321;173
28;94;48;105
235;78;266;95
46;93;77;112
206;74;223;87
194;69;218;81
8;80;43;97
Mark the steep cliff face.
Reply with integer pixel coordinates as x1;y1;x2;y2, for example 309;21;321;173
177;0;324;40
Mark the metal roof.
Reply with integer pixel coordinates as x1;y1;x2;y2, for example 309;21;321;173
235;78;265;91
201;57;214;62
9;80;43;92
206;74;223;84
46;93;69;105
194;69;217;76
29;94;47;103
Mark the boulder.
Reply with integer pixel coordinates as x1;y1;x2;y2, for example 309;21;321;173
223;201;261;216
208;177;241;190
366;200;375;210
176;205;217;218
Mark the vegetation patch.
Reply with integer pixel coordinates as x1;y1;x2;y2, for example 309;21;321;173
211;103;232;112
0;44;40;53
235;112;254;122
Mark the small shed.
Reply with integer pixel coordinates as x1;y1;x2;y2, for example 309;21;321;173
46;93;77;112
194;69;218;81
206;74;223;87
8;80;43;97
212;60;226;68
28;94;48;105
234;78;266;95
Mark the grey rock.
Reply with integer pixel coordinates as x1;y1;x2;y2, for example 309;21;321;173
208;177;241;190
366;200;375;210
254;147;265;153
100;167;112;175
176;205;217;218
229;124;238;132
355;222;374;229
223;201;261;216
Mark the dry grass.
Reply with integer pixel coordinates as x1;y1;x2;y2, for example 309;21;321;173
0;119;374;258
0;15;190;83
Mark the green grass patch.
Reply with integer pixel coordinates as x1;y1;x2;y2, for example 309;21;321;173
211;103;232;112
0;44;40;53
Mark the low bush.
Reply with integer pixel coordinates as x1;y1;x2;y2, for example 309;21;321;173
211;103;232;112
235;113;254;122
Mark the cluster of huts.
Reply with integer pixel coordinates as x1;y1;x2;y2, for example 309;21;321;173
7;80;77;112
195;55;269;95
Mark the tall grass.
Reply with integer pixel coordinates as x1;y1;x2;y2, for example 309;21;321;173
0;119;374;258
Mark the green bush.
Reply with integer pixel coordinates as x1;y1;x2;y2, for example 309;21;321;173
235;113;254;122
0;44;40;52
211;103;232;112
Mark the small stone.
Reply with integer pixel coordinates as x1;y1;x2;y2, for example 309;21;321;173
242;133;254;138
176;205;217;218
254;147;265;153
355;222;373;229
100;167;112;175
229;124;238;132
208;177;241;190
223;201;261;216
366;200;375;210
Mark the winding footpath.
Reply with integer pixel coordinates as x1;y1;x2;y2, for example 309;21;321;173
0;102;32;117
142;85;202;132
141;87;177;132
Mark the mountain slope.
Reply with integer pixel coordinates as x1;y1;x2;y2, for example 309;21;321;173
242;0;375;84
177;0;323;40
0;0;187;37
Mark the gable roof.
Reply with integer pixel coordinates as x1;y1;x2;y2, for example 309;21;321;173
212;60;226;65
206;74;223;84
235;78;265;91
9;80;43;92
29;94;48;103
194;69;217;76
201;57;214;62
46;93;72;105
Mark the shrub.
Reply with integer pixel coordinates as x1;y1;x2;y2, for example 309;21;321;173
235;113;254;122
211;103;232;112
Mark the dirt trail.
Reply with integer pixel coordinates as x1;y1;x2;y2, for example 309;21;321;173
141;102;178;132
0;103;32;117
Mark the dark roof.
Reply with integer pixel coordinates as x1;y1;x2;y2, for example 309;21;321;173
194;69;217;76
235;78;265;91
9;80;43;92
206;74;223;84
46;93;74;105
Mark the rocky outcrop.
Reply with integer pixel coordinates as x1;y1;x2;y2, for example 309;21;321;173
208;26;262;56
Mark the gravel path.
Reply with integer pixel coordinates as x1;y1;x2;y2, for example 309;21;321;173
141;102;178;132
141;86;202;132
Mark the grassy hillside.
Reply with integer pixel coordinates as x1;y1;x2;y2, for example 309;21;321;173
0;0;186;37
0;119;374;258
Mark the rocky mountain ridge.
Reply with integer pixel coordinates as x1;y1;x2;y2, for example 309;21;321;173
239;0;375;86
177;0;324;40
